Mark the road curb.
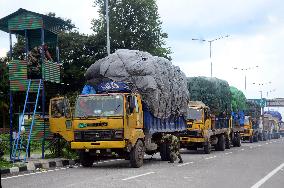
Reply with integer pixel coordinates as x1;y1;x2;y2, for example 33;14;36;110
1;159;77;176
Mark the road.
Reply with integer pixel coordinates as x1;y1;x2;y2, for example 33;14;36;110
2;138;284;188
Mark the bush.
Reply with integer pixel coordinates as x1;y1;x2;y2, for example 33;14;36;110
0;133;10;155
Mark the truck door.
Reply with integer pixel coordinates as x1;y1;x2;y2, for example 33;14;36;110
49;97;73;141
126;95;143;128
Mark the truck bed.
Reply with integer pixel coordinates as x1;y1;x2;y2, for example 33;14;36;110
143;109;187;134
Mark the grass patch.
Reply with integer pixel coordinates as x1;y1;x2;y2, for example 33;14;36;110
0;158;13;169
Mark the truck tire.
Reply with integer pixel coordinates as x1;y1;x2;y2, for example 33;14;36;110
259;134;263;141
249;136;253;143
216;134;225;151
204;141;211;154
253;134;259;142
80;152;94;167
130;140;144;168
225;136;231;149
160;142;171;161
263;133;267;141
235;134;241;147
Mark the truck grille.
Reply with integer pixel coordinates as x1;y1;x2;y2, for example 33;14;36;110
74;130;123;141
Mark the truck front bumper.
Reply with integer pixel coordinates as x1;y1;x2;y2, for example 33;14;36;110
71;141;126;149
180;137;206;143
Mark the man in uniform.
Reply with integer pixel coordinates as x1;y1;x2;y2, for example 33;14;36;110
162;134;183;163
27;44;53;79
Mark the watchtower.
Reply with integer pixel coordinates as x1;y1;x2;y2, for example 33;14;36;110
0;8;72;161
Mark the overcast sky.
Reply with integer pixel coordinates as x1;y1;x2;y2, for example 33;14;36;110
0;0;283;113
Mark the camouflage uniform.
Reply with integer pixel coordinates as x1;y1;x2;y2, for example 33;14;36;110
27;46;42;78
27;45;53;79
162;134;183;163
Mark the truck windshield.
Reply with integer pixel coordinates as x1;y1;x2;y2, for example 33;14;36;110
74;95;124;117
187;108;202;121
244;117;250;125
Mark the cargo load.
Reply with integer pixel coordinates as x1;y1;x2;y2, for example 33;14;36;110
85;49;189;119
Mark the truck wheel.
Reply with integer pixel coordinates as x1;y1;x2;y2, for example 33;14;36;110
249;136;253;143
259;134;263;141
216;135;225;151
225;137;231;149
160;142;171;161
253;135;259;142
130;140;144;168
263;133;267;141
235;134;241;147
204;142;211;154
80;152;94;167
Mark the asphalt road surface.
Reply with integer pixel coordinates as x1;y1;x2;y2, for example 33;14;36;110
2;138;284;188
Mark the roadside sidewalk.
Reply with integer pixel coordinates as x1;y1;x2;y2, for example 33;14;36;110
1;157;79;176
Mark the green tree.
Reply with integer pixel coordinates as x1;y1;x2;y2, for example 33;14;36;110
92;0;171;59
230;86;247;112
187;77;232;115
59;31;96;93
246;100;261;118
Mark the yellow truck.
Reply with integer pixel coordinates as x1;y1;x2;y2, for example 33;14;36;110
179;101;232;154
240;116;254;143
49;83;187;168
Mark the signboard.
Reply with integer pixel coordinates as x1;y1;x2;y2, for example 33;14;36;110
266;98;284;107
247;99;266;108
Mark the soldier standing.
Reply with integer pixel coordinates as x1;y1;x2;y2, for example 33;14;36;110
162;134;183;163
27;44;53;79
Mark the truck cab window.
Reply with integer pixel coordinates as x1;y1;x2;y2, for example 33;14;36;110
51;99;64;118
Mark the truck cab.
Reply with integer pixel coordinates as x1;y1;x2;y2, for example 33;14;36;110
180;101;213;154
70;92;146;167
240;116;254;143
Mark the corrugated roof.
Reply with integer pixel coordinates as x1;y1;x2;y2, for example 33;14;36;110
0;8;73;34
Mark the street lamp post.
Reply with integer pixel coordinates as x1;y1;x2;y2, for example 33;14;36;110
105;0;110;55
192;35;229;77
233;65;259;90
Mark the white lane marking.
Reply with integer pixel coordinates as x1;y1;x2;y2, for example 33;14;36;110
35;172;42;174
178;161;194;167
258;145;262;147
205;155;217;160
250;146;253;149
122;172;155;181
241;148;245;151
269;142;272;144
266;143;269;145
225;152;233;155
251;163;284;188
60;167;66;170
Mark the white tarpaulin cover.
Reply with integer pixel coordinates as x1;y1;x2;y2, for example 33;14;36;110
85;49;189;118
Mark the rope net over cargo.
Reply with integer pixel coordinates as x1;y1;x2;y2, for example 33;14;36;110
85;49;189;118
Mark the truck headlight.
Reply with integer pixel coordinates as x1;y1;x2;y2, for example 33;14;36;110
114;130;123;139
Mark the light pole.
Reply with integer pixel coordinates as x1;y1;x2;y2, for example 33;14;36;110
105;0;110;55
192;35;229;77
233;65;259;90
254;81;272;114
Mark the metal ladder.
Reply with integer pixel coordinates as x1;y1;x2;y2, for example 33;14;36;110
12;79;42;162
